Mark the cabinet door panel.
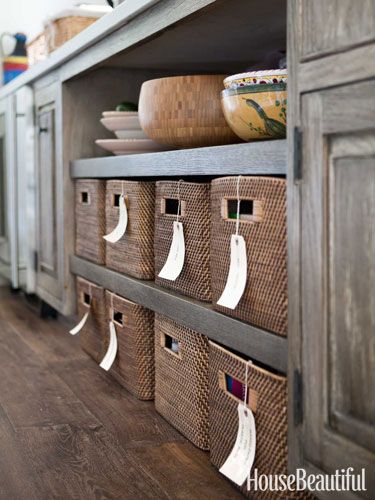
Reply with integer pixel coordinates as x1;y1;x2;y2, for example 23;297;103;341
35;85;61;302
300;0;375;60
300;83;375;497
38;109;57;276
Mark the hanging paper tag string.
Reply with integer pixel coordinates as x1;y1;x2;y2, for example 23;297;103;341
217;176;248;309
100;293;118;371
158;179;186;281
69;283;92;335
103;181;128;243
235;175;241;236
219;360;256;487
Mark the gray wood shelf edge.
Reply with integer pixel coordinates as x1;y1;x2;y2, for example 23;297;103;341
71;140;287;178
70;255;287;373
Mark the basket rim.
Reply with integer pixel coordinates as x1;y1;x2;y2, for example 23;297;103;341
209;341;285;382
221;82;287;97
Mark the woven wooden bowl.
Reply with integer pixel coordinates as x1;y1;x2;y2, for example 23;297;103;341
138;75;238;148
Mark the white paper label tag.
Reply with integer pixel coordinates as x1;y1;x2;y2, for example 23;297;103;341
217;234;247;309
219;403;256;486
103;195;128;243
100;321;118;371
69;311;89;336
158;221;185;281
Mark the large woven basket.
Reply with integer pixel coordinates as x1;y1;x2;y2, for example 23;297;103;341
210;342;284;498
105;180;155;280
209;342;312;499
47;16;97;52
27;16;97;65
75;179;106;264
154;314;209;450
105;291;155;400
154;181;211;301
77;277;107;364
211;176;287;336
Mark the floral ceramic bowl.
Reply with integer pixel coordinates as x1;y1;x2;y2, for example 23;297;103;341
224;69;287;89
221;82;287;141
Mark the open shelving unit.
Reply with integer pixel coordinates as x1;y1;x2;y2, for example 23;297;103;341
71;138;288;375
71;255;287;374
68;0;288;383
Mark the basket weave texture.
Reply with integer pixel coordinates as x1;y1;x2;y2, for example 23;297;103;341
211;176;287;336
105;181;155;280
154;181;211;301
155;314;210;450
48;16;97;52
77;277;107;363
75;179;106;264
210;342;293;498
106;291;155;400
27;16;97;65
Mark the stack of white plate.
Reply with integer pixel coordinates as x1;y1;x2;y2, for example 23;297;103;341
96;111;168;155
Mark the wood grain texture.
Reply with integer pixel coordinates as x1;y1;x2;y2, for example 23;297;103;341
0;287;242;499
299;0;375;60
298;85;375;498
70;255;288;373
71;140;287;178
138;75;237;148
298;43;375;93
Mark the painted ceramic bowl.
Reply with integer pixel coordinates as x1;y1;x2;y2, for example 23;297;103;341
138;75;238;148
224;69;287;89
221;83;287;141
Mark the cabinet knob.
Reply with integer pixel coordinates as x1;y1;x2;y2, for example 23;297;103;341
39;127;48;134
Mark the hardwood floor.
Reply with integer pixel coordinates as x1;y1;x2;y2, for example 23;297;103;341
0;287;241;500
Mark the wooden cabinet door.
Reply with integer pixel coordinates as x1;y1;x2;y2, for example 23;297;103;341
298;0;375;60
35;84;62;304
296;81;375;497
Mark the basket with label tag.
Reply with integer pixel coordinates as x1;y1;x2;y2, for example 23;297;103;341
154;180;211;301
105;291;155;400
75;277;107;363
75;179;106;264
105;180;155;280
211;176;287;336
154;314;210;450
209;342;288;498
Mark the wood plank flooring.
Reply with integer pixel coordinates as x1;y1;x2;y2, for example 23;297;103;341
0;288;241;500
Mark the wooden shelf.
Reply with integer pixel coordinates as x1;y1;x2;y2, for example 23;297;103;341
70;255;287;374
71;140;287;178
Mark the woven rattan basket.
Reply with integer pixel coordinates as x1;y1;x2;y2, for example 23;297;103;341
209;342;313;499
154;181;211;301
211;176;287;336
154;314;209;450
77;277;107;364
210;342;286;498
105;291;155;400
75;179;106;264
105;180;155;280
47;16;97;52
27;15;97;65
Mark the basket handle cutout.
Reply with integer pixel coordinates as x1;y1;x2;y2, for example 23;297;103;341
82;292;91;306
113;193;128;208
221;197;263;224
113;194;121;207
113;310;126;326
218;370;258;413
161;197;186;218
81;191;90;204
161;332;181;358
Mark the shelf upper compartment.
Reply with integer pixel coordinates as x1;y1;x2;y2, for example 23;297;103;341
70;255;287;374
71;140;287;178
